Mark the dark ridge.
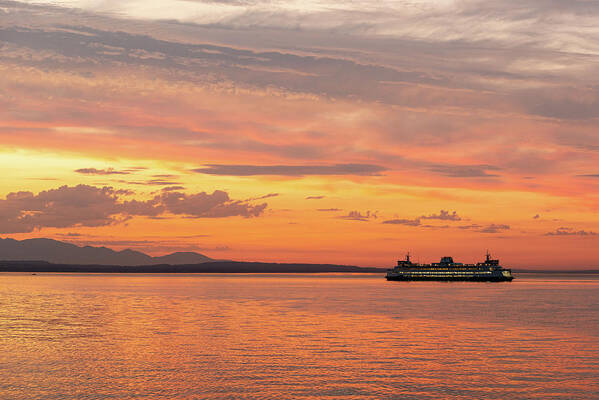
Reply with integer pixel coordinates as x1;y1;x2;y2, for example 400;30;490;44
0;237;215;265
0;260;387;273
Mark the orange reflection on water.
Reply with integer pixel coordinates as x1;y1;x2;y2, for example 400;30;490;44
1;273;598;399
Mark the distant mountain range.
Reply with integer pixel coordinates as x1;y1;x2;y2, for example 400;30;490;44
0;237;215;266
3;238;596;273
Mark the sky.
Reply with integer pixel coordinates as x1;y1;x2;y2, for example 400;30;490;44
1;0;598;268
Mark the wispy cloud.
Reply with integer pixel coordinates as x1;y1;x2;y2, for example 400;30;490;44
457;224;482;230
338;210;377;221
421;210;461;221
118;179;183;186
478;224;510;234
192;164;387;176
427;164;501;178
383;209;462;226
545;227;597;236
382;218;509;234
382;218;421;226
75;167;130;175
161;186;185;192
247;193;279;200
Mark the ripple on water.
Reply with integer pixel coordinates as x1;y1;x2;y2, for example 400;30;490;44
0;273;598;399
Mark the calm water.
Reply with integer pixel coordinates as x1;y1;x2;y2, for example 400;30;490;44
1;273;598;399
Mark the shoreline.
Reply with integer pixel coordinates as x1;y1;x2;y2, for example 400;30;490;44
0;261;385;274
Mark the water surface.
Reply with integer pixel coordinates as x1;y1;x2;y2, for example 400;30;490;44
1;273;598;399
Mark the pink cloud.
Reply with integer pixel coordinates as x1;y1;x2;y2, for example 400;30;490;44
0;185;269;233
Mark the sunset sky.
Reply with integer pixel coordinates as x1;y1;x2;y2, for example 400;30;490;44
1;0;598;268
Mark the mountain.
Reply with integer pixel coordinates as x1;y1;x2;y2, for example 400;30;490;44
0;237;215;266
152;252;213;264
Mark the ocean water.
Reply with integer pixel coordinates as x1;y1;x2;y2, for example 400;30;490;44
1;273;598;399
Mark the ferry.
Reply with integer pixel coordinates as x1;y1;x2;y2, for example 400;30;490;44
386;252;514;282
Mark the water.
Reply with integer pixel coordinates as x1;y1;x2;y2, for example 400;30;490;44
1;273;598;399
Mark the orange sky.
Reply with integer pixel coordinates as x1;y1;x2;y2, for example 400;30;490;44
1;1;598;268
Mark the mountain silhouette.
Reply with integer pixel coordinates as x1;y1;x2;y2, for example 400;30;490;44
0;237;214;265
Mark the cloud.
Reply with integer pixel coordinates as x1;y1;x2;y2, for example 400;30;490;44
533;214;540;219
3;0;599;208
545;227;597;236
382;219;509;233
115;188;135;196
161;186;185;192
316;208;341;212
158;190;266;218
421;210;461;221
3;0;599;127
577;174;599;178
0;185;127;233
0;23;449;109
118;179;183;186
420;224;450;229
519;87;599;120
0;184;268;233
383;210;461;226
247;193;279;201
457;224;482;230
338;210;377;221
192;164;388;176
306;195;325;200
382;218;421;226
478;224;510;233
427;164;501;178
75;168;130;175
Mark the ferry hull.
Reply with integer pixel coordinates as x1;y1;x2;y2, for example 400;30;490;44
386;274;513;282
